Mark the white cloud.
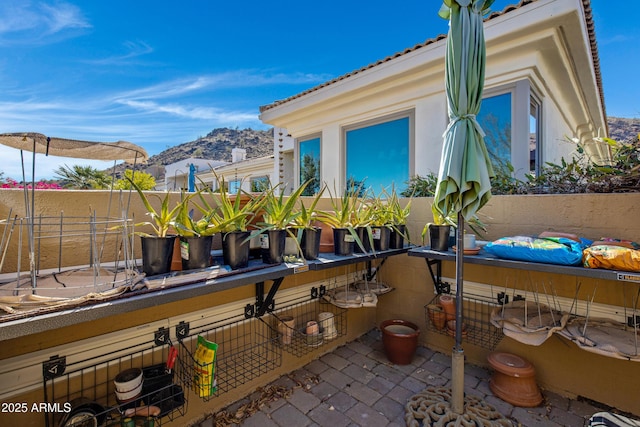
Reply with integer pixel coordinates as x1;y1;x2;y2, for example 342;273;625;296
0;1;90;43
84;40;155;66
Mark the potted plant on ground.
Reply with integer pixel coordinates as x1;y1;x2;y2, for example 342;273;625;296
129;179;184;275
290;183;326;260
316;183;365;256
251;180;310;264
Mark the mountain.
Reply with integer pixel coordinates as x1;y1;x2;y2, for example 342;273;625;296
146;127;273;167
607;116;640;143
107;127;274;178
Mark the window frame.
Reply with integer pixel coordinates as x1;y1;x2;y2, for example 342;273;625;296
481;80;541;179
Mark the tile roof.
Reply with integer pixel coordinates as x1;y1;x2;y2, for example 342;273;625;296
259;0;605;119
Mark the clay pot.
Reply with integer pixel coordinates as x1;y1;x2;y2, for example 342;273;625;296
380;319;420;365
446;320;468;338
278;316;295;345
438;294;456;321
427;304;447;330
487;352;543;407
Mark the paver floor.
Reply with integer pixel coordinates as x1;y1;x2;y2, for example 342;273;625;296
192;329;621;427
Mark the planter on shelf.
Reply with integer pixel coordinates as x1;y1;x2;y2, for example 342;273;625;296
372;226;391;251
180;235;213;270
300;227;322;260
222;230;251;270
315;221;334;253
141;235;177;276
261;229;287;264
354;227;372;253
429;225;451;251
390;224;407;249
333;228;355;256
380;319;420;365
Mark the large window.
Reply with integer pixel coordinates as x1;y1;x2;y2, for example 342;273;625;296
298;136;321;196
345;114;411;195
478;80;541;178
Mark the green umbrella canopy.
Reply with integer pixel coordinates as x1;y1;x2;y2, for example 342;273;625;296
433;0;495;223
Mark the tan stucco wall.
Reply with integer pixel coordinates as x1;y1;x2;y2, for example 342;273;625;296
2;190;640;422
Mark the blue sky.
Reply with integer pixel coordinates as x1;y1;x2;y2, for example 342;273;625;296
0;0;637;180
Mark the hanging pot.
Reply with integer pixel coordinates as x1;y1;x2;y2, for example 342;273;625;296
261;229;287;264
333;228;354;256
380;319;420;365
141;235;176;276
222;231;250;270
180;235;213;270
301;227;322;260
429;225;451;251
372;226;391;251
390;224;407;249
354;227;372;253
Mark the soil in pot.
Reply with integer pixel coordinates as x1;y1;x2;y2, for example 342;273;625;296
180;235;213;270
380;319;420;365
141;235;176;276
222;231;250;269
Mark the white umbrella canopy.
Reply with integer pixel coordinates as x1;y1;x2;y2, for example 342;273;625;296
433;0;494;416
0;132;148;164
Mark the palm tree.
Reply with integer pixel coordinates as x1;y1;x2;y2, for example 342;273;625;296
53;164;111;189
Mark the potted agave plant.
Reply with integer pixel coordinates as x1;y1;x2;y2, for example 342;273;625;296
174;191;218;270
251;180;310;264
316;183;365;256
129;179;184;276
369;195;394;252
383;186;412;249
205;174;265;270
290;183;326;260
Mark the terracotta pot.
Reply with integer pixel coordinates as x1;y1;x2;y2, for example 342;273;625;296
277;315;295;345
427;304;447;330
380;319;420;365
487;352;543;407
438;294;456;321
314;221;334;253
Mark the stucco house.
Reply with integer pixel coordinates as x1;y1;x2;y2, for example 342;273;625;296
259;0;607;194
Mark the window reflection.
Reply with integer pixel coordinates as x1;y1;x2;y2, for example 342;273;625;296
299;137;321;195
345;117;409;195
478;93;512;170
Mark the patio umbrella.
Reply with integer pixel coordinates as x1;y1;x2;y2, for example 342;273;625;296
432;0;495;415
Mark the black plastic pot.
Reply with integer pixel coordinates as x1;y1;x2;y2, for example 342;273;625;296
333;228;355;256
141;235;176;276
222;231;251;269
180;235;213;270
301;227;322;260
390;224;407;249
354;227;372;253
261;229;287;264
372;226;391;251
429;225;451;251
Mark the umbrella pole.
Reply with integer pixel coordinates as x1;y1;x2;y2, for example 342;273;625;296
451;212;465;414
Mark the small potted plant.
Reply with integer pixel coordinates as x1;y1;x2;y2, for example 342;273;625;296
290;183;326;260
129;179;184;276
316;183;365;256
251;180;310;264
383;186;412;249
174;191;218;270
369;195;394;252
201;173;265;269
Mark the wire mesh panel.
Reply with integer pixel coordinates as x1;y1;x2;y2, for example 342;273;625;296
268;299;347;357
42;338;187;427
425;293;503;350
179;314;281;401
